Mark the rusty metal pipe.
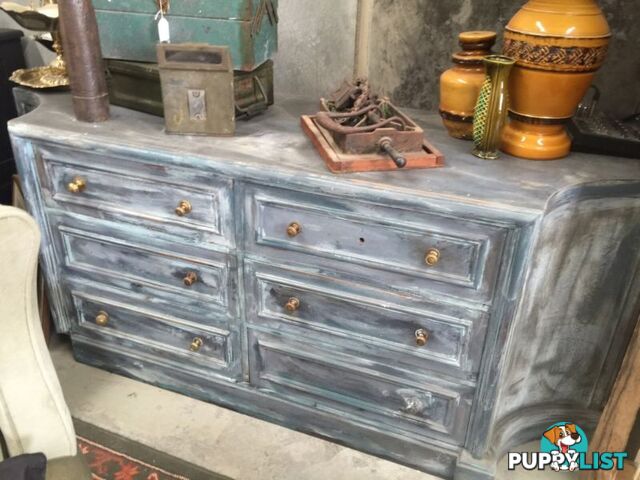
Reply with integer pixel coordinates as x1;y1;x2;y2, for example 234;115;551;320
58;0;109;122
316;104;407;134
354;0;373;78
322;104;379;119
316;111;407;134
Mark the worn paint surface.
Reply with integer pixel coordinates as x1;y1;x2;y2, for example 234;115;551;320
245;185;509;305
245;260;487;381
486;181;640;458
9;90;640;479
247;327;475;445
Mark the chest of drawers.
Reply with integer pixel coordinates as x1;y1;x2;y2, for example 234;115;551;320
10;90;640;479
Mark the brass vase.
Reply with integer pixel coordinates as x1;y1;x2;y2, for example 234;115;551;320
472;55;515;160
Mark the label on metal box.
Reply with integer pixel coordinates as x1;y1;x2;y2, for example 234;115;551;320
188;89;207;121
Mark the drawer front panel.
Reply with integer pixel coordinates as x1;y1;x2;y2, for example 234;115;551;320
73;292;237;376
249;329;473;444
246;261;486;378
60;226;231;312
69;337;460;478
245;187;508;301
36;144;233;246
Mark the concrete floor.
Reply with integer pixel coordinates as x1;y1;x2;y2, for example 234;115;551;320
50;336;577;480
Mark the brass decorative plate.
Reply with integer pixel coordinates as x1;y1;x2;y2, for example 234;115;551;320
10;66;69;89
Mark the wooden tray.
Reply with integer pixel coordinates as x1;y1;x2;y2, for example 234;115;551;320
301;115;444;173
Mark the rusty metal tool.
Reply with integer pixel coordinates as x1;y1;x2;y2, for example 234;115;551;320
301;78;444;173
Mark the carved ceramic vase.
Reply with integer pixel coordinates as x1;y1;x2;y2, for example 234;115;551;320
439;31;497;140
501;0;611;160
472;56;515;160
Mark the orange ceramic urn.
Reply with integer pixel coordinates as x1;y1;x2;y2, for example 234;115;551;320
502;0;611;160
439;31;497;140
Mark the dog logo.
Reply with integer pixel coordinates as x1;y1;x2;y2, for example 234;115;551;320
541;423;585;471
508;421;628;472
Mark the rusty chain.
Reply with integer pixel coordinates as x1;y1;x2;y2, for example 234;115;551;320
157;0;169;15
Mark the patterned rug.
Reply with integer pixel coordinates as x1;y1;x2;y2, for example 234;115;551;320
75;419;231;480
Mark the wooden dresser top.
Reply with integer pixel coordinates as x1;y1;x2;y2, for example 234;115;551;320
9;90;640;220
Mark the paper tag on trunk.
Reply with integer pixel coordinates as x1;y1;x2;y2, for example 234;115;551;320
156;11;171;43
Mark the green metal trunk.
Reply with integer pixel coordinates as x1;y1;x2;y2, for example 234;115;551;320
106;59;274;119
92;0;278;71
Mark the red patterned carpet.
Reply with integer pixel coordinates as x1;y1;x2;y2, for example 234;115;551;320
78;436;189;480
74;419;229;480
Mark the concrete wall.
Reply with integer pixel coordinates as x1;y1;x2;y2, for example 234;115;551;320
1;0;638;116
596;0;640;117
273;0;357;99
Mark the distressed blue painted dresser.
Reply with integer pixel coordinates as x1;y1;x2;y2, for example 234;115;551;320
9;90;640;479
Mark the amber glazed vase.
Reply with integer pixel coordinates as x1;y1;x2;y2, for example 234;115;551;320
439;31;497;140
502;0;610;160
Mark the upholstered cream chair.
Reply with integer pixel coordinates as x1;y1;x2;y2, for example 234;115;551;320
0;205;88;478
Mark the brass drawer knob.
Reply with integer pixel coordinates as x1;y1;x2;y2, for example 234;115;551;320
190;337;204;352
183;271;198;287
415;329;429;347
425;248;440;266
285;297;300;313
175;200;192;217
287;222;301;237
67;176;87;194
95;310;109;326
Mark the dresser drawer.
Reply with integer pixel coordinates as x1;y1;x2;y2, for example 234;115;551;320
245;186;508;302
249;328;473;445
246;261;486;380
72;291;238;377
36;144;233;247
59;225;233;317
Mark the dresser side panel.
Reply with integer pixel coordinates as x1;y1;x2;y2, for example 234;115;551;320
490;181;640;456
11;136;73;332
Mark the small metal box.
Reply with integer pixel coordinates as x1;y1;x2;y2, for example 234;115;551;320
158;44;235;136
